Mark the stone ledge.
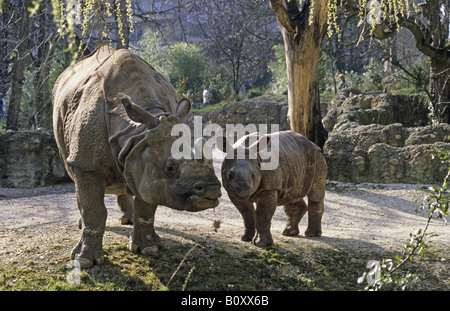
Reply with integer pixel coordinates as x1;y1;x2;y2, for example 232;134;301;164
0;130;70;188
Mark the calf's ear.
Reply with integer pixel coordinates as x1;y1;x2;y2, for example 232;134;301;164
249;135;271;155
194;137;213;164
115;93;159;129
216;136;233;154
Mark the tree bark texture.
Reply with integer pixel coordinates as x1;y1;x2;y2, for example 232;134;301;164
270;0;328;149
6;0;32;131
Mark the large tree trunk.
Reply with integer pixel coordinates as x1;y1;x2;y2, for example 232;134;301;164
0;4;13;99
282;23;328;148
429;57;450;123
271;0;328;149
428;0;450;124
6;0;32;131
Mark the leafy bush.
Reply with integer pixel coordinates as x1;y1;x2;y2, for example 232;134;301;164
246;88;263;99
167;42;207;102
138;30;220;103
268;45;288;95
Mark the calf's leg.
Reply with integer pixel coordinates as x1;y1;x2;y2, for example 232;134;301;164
305;153;327;237
230;196;255;242
253;191;277;247
305;198;324;237
282;199;307;236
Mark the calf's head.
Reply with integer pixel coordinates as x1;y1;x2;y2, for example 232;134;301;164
113;93;221;211
217;135;270;200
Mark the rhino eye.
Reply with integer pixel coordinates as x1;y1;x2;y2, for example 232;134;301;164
228;171;235;181
165;158;177;177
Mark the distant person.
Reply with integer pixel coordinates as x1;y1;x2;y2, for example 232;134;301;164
338;74;346;92
203;89;210;105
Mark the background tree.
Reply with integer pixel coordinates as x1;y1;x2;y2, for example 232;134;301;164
344;0;450;123
192;0;280;99
6;0;32;131
269;0;329;149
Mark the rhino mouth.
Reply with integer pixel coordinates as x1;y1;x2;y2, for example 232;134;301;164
196;195;220;205
184;194;220;212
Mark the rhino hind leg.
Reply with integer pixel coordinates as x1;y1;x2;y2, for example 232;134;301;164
305;154;327;237
282;199;307;236
304;199;324;237
71;171;107;268
117;194;134;225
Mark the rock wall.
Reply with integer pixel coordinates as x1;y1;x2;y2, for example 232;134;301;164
0;130;69;188
190;93;450;183
188;96;291;132
2;93;447;188
323;93;450;184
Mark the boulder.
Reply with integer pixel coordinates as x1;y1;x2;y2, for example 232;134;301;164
0;130;69;188
323;92;450;184
187;95;291;133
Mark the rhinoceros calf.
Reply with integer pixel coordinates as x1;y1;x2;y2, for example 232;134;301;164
53;46;221;268
218;130;327;246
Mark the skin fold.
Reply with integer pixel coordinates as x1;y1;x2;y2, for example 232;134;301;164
219;130;327;247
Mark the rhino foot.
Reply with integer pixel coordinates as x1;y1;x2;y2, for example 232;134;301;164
119;216;133;225
240;230;255;242
282;226;299;237
71;230;105;268
72;255;104;269
252;233;273;247
305;227;322;237
71;247;104;269
128;235;161;256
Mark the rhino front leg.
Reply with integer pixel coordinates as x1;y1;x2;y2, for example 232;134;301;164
117;194;133;225
129;197;161;255
71;171;107;269
253;191;277;247
230;196;255;242
282;199;307;236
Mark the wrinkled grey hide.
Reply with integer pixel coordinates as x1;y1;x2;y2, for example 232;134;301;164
53;46;221;268
218;130;327;246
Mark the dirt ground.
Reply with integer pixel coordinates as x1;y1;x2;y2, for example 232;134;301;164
1;150;449;290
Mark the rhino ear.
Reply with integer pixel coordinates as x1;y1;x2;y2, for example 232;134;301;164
115;93;159;129
176;98;191;119
250;135;271;154
194;137;213;163
216;136;233;154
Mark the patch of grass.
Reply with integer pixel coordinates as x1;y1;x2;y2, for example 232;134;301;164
0;238;448;291
190;102;229;114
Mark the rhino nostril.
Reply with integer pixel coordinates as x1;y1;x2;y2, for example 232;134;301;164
194;184;204;194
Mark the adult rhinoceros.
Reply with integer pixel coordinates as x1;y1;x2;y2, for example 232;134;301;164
53;46;221;268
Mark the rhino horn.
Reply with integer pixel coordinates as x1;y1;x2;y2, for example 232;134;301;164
194;137;213;163
115;93;159;129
